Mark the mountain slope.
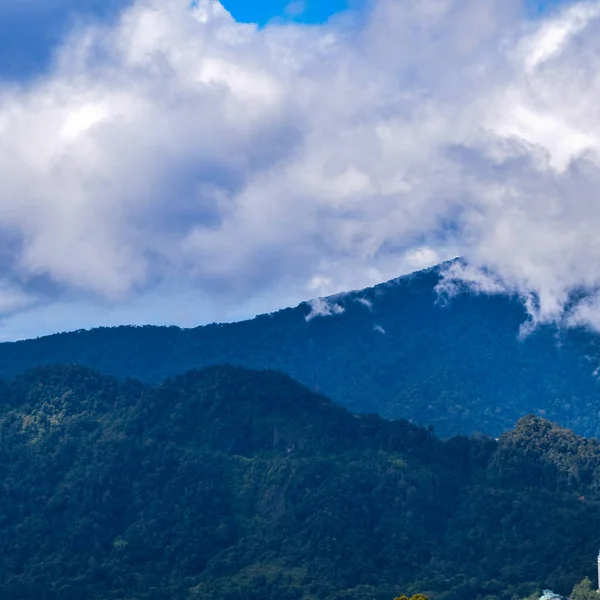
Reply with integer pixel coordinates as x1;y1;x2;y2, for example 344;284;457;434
0;264;599;436
0;365;599;600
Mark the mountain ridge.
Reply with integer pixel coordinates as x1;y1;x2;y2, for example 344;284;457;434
0;263;599;437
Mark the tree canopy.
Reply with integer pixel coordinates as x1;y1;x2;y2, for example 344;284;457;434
0;364;598;599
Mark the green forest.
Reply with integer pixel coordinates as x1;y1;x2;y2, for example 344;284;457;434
0;363;599;600
0;263;599;438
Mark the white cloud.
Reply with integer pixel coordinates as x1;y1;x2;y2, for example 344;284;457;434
285;1;306;18
437;261;511;298
305;298;345;321
356;297;373;310
0;0;600;336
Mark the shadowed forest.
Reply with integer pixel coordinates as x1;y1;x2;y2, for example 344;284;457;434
0;363;600;600
1;264;600;439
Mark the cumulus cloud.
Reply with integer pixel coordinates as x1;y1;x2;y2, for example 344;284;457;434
0;0;600;336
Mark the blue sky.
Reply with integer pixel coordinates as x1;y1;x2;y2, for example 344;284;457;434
0;0;598;340
222;0;358;25
224;0;566;24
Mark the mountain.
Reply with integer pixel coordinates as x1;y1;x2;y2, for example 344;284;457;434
0;364;599;600
0;263;599;437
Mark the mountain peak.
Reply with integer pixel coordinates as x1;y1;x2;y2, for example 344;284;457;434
0;261;596;438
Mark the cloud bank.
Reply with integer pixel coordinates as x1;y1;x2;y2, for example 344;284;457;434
0;0;600;337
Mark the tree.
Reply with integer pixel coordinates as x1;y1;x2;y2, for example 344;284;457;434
570;577;598;600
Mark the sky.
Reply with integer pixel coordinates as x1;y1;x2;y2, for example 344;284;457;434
222;0;359;25
0;0;598;340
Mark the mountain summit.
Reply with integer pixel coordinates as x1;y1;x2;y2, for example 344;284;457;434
0;263;598;437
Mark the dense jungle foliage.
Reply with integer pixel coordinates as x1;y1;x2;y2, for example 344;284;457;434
0;263;599;437
1;363;600;600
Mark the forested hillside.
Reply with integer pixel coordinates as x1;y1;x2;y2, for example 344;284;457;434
0;364;599;600
0;264;599;437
